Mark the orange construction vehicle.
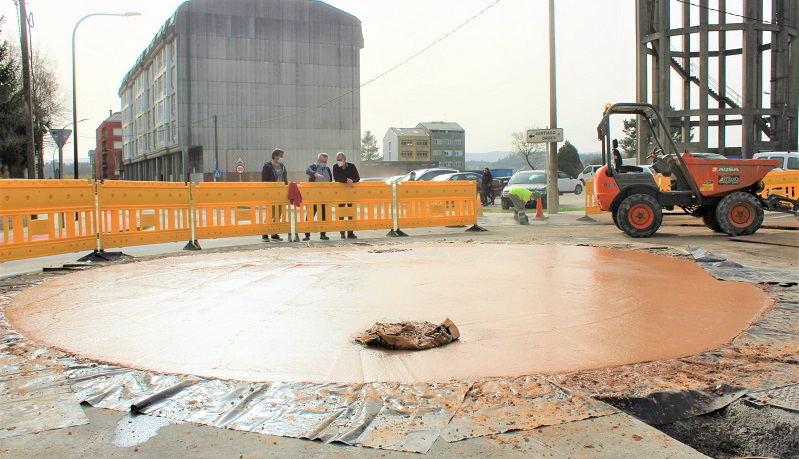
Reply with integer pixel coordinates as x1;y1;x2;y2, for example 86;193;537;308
595;103;798;237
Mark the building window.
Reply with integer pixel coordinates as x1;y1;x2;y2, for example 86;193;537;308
444;150;451;156
416;140;428;146
401;140;413;147
455;139;464;145
401;151;413;158
454;150;463;157
417;151;428;158
432;139;441;145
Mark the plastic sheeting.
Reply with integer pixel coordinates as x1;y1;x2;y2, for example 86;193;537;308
0;313;88;439
690;247;799;284
65;360;471;453
441;376;617;441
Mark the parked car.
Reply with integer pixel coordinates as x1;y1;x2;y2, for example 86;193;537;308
753;151;799;171
557;171;582;195
431;172;503;204
360;176;393;182
577;165;603;184
397;168;458;182
500;170;548;210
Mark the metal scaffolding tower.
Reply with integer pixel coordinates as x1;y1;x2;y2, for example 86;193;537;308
636;0;798;158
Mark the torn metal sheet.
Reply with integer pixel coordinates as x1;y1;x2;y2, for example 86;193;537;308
690;247;799;284
63;357;469;454
442;376;617;442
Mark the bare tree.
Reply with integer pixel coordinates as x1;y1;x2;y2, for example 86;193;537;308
511;129;547;169
9;42;68;178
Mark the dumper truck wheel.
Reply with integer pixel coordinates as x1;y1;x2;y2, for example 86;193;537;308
611;211;621;229
716;192;764;236
700;206;724;233
617;194;662;238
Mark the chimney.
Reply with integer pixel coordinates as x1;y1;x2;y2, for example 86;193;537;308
109;109;112;117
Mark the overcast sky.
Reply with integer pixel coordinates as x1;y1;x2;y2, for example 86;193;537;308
0;0;637;162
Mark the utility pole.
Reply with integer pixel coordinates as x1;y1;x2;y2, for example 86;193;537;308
213;114;219;182
546;0;559;214
17;0;36;179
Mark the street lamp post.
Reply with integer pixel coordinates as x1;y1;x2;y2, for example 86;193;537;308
71;12;140;179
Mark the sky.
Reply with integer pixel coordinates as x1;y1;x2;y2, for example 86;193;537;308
0;0;638;163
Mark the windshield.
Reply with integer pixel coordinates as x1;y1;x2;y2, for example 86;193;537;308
509;171;546;185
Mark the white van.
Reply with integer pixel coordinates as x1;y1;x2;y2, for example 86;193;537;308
752;151;799;171
577;165;603;184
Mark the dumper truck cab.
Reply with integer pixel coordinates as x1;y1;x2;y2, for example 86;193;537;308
595;103;797;238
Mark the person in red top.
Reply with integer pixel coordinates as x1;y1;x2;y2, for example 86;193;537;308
332;152;360;239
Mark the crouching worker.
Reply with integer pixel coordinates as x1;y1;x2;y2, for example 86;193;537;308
507;187;533;225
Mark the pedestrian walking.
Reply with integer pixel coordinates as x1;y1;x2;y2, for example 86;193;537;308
261;148;288;241
303;153;332;241
332;152;360;239
481;167;494;205
507;187;533;225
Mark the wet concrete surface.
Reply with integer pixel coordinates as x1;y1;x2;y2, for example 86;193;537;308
6;243;770;383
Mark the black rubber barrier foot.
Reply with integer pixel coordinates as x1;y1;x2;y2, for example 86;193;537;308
465;225;488;232
77;250;126;262
396;229;409;237
577;215;597;222
387;230;399;237
183;240;202;251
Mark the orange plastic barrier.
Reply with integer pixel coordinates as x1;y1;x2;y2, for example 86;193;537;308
97;181;192;250
191;182;290;239
583;179;608;215
0;180;97;262
294;182;395;235
762;170;798;200
396;181;478;228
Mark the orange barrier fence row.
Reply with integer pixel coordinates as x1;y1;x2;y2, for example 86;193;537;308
1;180;479;263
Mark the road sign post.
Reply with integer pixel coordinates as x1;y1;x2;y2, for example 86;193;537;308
526;128;563;144
49;129;72;179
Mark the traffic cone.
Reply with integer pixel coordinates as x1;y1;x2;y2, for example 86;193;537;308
476;193;483;216
535;197;545;219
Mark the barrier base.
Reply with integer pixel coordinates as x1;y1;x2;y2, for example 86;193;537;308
77;250;126;263
387;229;409;237
183;240;202;251
465;224;488;232
577;215;597;222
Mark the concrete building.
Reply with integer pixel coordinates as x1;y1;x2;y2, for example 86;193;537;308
416;122;465;169
94;112;123;180
381;128;430;163
118;0;363;182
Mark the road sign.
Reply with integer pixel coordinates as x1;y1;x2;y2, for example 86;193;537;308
49;129;72;148
235;164;245;174
526;128;563;144
213;169;222;179
235;156;244;165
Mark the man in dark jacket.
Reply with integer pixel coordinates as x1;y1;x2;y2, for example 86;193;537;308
332;152;360;239
303;153;332;241
261;148;287;241
481;167;494;205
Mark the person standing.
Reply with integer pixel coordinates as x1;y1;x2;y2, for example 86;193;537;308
481;167;494;205
332;152;360;239
303;153;332;241
261;148;288;241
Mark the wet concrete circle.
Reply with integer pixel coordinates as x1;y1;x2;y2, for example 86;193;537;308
6;244;770;383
